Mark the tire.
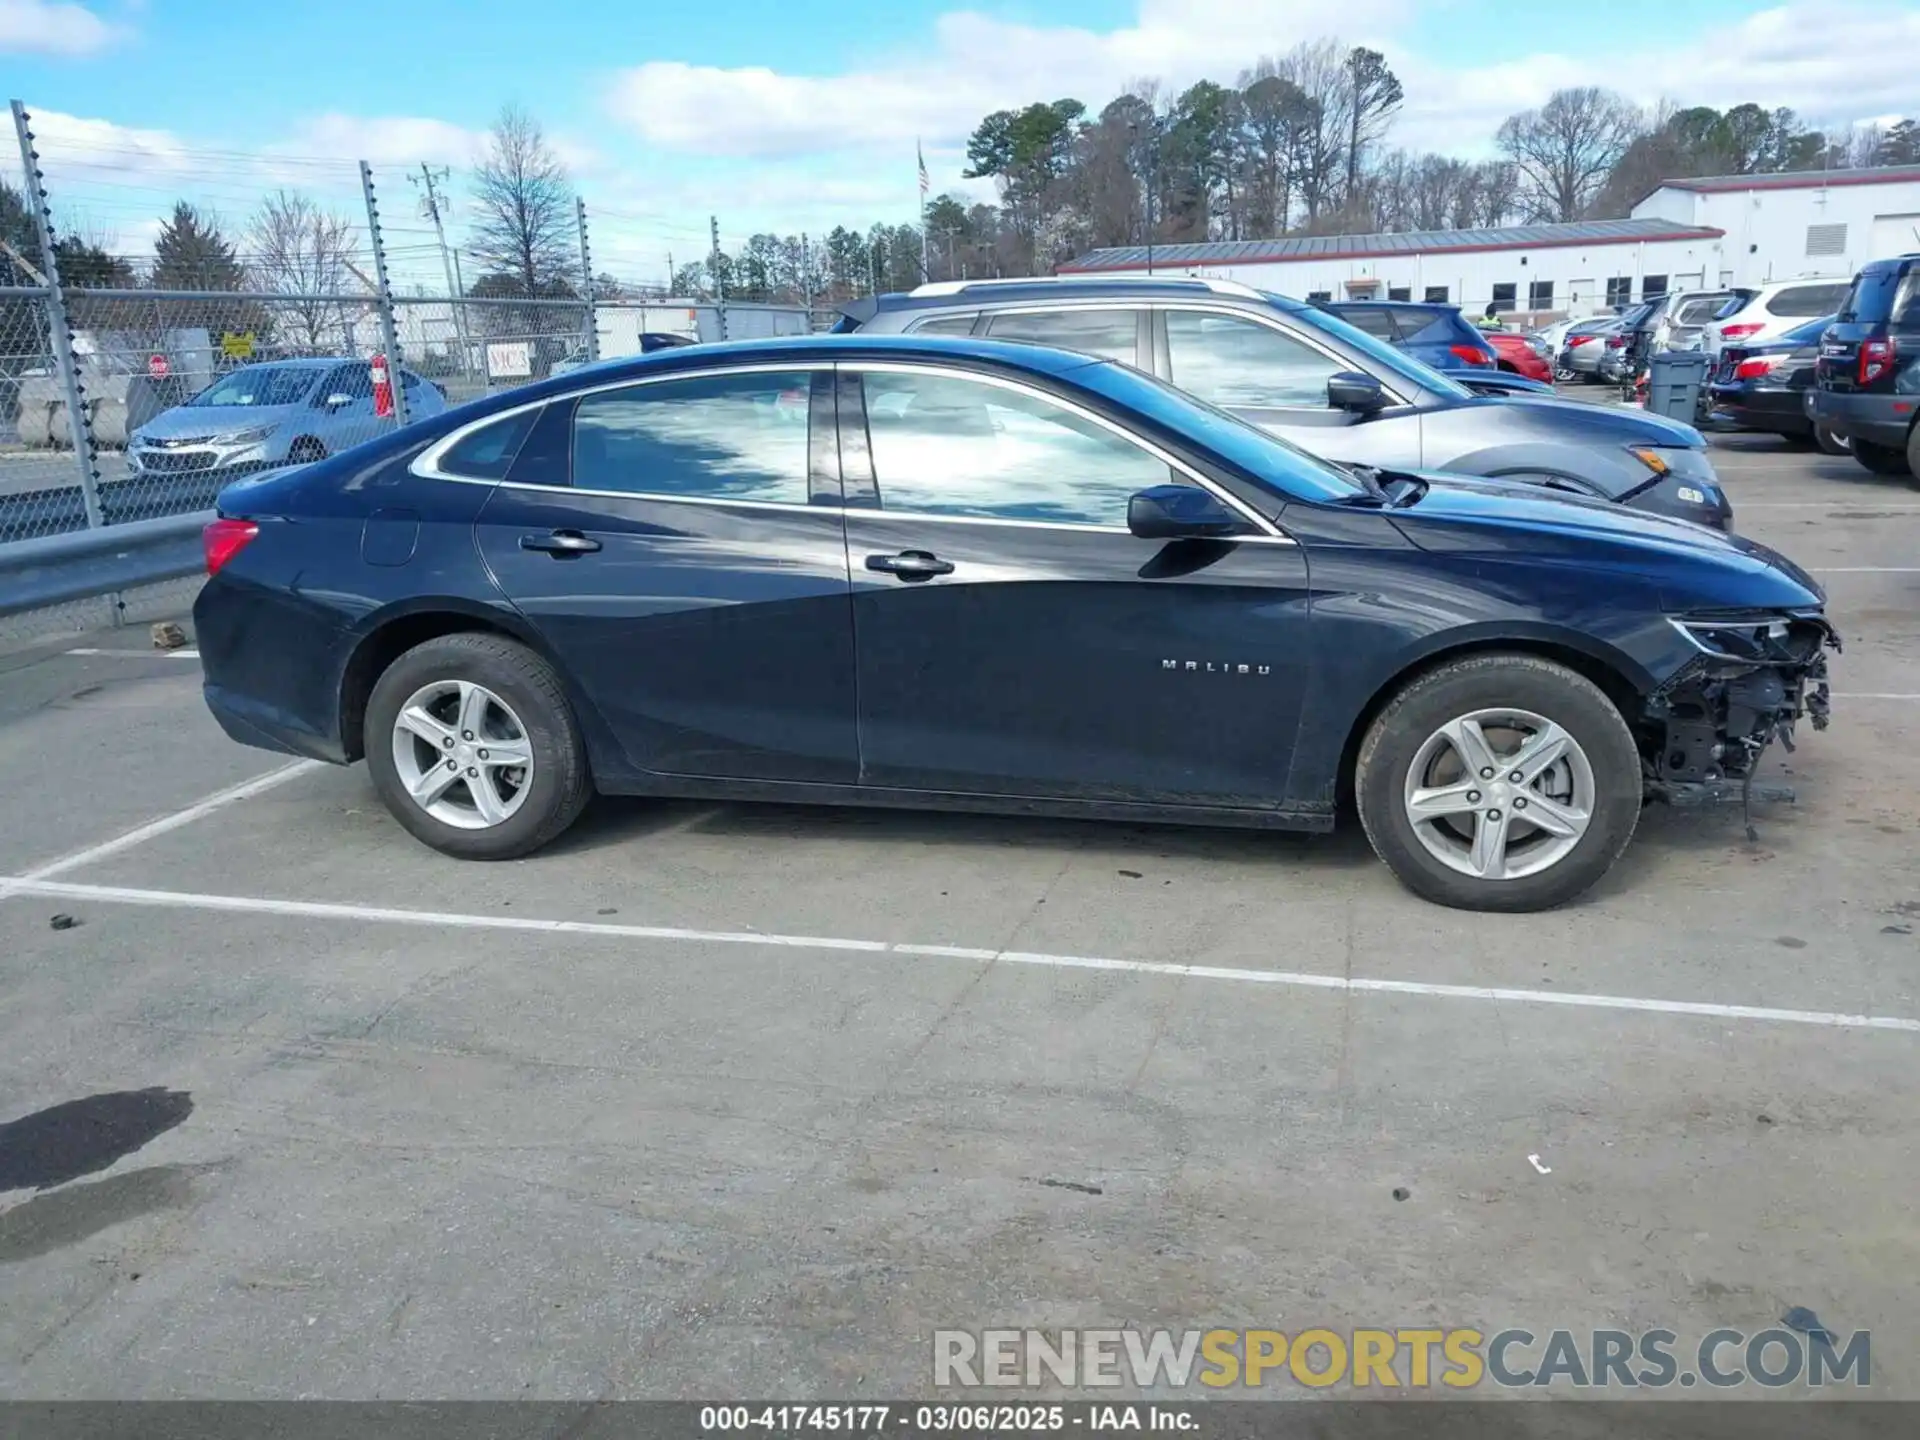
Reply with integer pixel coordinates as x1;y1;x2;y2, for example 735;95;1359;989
1813;423;1851;456
1355;653;1643;912
1852;438;1910;476
364;632;593;860
288;436;328;464
1908;424;1920;481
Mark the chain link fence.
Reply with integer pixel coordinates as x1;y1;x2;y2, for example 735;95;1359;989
2;100;815;563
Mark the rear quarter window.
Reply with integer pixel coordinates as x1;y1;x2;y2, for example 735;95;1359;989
1327;306;1399;340
908;313;980;337
1396;308;1474;346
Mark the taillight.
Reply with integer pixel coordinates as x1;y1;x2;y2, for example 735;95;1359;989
1607;335;1627;348
1733;356;1781;379
1861;337;1896;385
1567;334;1596;347
1719;323;1765;342
1449;343;1493;366
204;518;258;576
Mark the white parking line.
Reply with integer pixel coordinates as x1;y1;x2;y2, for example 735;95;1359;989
1738;502;1920;510
66;647;201;659
9;759;321;882
5;877;1918;1036
1837;694;1920;700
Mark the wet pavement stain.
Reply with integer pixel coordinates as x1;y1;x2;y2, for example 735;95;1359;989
0;1089;193;1192
0;1166;199;1264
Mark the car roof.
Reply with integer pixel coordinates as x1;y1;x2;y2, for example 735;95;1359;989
854;276;1314;319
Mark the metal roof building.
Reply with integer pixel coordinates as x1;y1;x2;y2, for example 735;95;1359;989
1058;218;1729;319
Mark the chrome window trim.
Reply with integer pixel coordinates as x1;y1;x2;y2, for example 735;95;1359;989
845;359;1289;541
1152;300;1412;409
409;361;834;486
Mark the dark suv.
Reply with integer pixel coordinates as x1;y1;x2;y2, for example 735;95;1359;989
1810;253;1920;478
838;278;1733;529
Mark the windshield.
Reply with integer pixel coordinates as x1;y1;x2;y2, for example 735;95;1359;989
1271;295;1475;402
1075;358;1364;503
189;364;319;407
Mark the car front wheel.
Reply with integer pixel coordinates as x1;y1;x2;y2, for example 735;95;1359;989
1813;423;1851;456
364;632;593;859
1355;654;1643;912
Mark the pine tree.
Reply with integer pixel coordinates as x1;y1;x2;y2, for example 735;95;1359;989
151;203;245;291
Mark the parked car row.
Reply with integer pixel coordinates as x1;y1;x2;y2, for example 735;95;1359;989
1705;253;1920;481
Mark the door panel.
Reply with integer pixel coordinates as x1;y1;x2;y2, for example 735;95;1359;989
475;367;858;783
842;364;1313;807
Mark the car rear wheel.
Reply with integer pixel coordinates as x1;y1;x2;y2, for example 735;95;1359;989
1852;438;1910;476
288;436;328;464
1907;424;1920;481
364;632;592;860
1355;654;1642;912
1813;423;1851;457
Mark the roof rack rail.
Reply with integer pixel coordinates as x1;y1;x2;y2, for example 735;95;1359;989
909;275;1266;300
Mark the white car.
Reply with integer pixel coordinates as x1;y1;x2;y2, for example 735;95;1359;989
1704;277;1853;357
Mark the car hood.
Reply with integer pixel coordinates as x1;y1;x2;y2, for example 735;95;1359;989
135;403;302;439
1432;392;1705;448
1381;471;1823;606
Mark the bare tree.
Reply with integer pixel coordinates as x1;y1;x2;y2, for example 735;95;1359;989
245;189;360;353
1498;87;1641;222
469;105;577;294
1277;39;1350;225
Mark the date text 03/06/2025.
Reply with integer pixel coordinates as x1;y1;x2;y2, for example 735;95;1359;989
699;1405;1193;1433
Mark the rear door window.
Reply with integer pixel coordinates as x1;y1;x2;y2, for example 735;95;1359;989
571;370;813;504
1394;308;1469;346
1838;267;1906;323
984;308;1141;362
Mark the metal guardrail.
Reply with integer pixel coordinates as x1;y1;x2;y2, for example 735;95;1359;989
0;509;208;619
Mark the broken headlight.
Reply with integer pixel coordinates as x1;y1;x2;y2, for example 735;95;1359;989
1667;612;1830;664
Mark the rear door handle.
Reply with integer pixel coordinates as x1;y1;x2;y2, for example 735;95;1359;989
521;530;601;557
865;550;954;580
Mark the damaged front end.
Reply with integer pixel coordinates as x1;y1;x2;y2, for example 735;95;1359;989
1641;611;1839;830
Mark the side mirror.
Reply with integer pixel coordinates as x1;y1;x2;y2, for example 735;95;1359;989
325;393;354;410
1327;371;1386;412
1127;483;1242;540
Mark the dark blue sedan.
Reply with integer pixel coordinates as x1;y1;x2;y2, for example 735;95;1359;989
194;334;1837;911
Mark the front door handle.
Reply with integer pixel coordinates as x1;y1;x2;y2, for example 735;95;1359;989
865;550;954;580
521;530;601;557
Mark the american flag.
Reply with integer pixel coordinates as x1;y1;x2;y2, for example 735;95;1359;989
917;141;930;197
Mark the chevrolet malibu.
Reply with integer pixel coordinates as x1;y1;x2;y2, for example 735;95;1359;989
194;335;1836;911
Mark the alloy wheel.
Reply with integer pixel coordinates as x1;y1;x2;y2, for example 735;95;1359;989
389;680;534;829
1402;708;1595;882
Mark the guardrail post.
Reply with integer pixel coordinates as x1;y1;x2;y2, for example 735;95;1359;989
576;197;600;364
12;99;104;529
358;160;411;427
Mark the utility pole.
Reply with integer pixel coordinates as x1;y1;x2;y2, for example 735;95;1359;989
800;232;814;321
709;215;727;341
410;163;471;380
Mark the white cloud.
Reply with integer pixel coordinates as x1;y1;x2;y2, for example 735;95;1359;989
1389;2;1920;157
0;0;120;55
608;0;1408;161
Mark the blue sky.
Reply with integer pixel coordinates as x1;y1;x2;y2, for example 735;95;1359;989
5;0;1917;286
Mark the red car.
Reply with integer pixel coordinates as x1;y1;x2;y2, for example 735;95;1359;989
1485;330;1553;384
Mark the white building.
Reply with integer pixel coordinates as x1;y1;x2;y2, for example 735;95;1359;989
1057;164;1920;319
1630;164;1920;287
1058;218;1730;321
